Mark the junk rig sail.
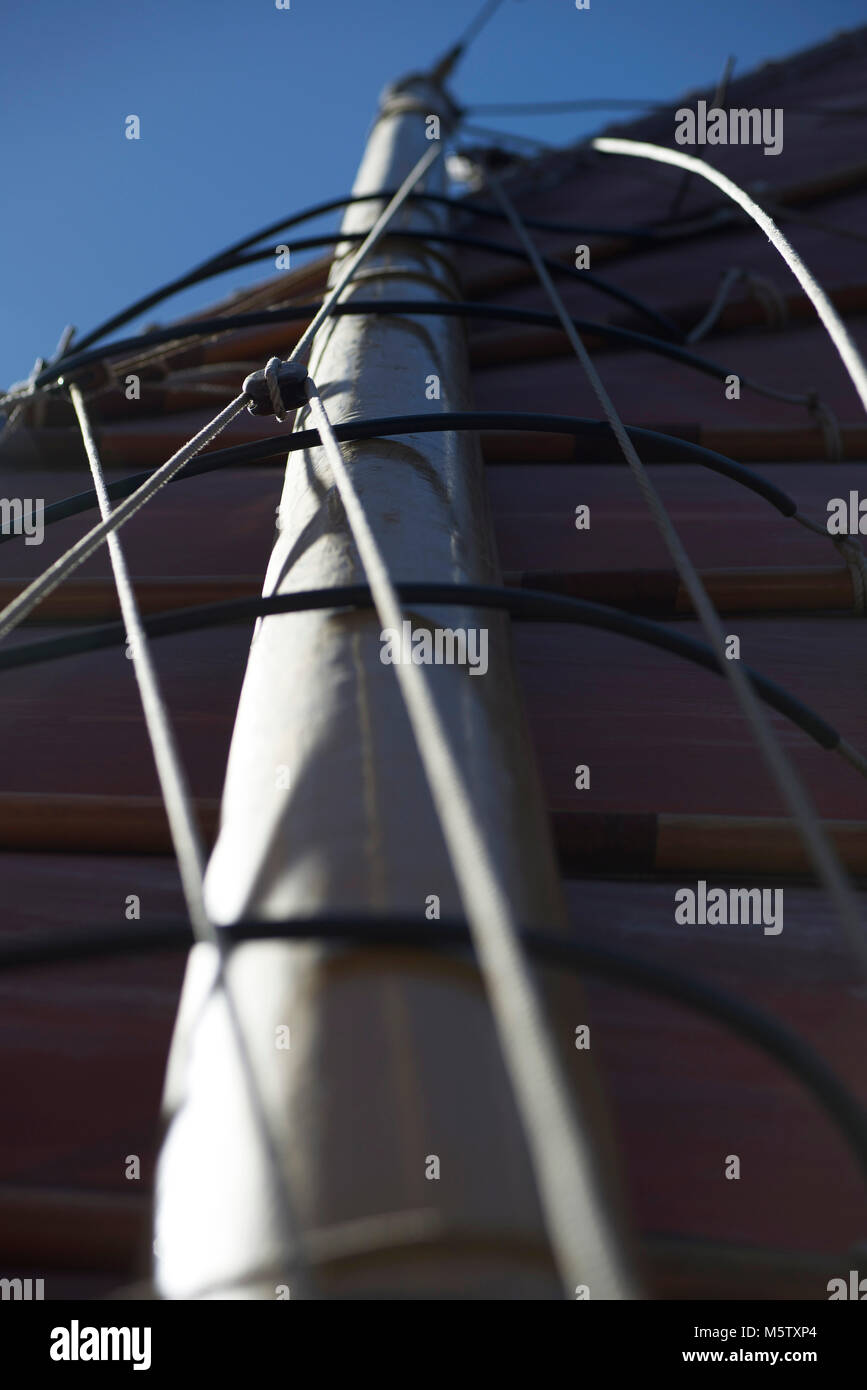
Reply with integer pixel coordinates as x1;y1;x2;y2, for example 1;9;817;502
2;11;867;1301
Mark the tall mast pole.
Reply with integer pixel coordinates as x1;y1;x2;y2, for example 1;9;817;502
154;65;632;1299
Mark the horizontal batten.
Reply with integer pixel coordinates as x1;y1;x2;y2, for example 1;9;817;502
506;566;855;615
483;425;867;462
468;283;867;367
0;1183;839;1300
4;422;866;471
4;794;867;877
0;793;220;853
554;812;867;878
2;577;263;623
5;567;852;625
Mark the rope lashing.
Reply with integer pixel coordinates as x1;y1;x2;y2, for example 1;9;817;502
793;510;867;616
687;266;789;343
0;325;77;432
834;536;867;615
0;355;49;435
243;358;309;420
747;271;789;329
806;390;844;462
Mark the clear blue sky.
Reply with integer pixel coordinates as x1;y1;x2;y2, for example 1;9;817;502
1;0;863;390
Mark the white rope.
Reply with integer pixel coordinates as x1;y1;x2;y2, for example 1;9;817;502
0;327;76;426
264;357;286;421
68;383;314;1298
0;145;443;648
687;267;743;343
457;0;510;53
687;267;788;344
69;386;211;938
747;272;789;330
53;325;77;358
806;392;843;462
838;738;867;779
481;162;867;981
288;142;443;366
792;510;867;619
0;393;249;643
304;380;635;1302
593;138;867;415
837;537;867;614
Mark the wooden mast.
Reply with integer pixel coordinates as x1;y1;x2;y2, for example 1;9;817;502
152;61;631;1300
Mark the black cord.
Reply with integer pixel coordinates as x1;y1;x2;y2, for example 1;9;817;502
65;191;661;357
0;412;796;543
452;0;509;55
469;99;667;115
206;191;658;260
9;111;862;1243
0;581;839;752
5;913;866;1184
200;229;683;342
468;98;867;119
41;299;763;403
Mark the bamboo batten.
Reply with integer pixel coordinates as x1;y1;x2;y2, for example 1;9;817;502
0;1183;843;1302
505;566;856;615
4;565;856;624
0;793;220;853
5;793;867;879
4;578;263;623
11;273;867;427
5;421;866;473
553;813;867;878
464;277;867;338
482;425;867;462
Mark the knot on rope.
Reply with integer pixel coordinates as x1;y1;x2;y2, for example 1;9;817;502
834;536;867;615
242;358;309;421
806;390;843;462
1;328;79;436
744;271;788;330
687;267;789;344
